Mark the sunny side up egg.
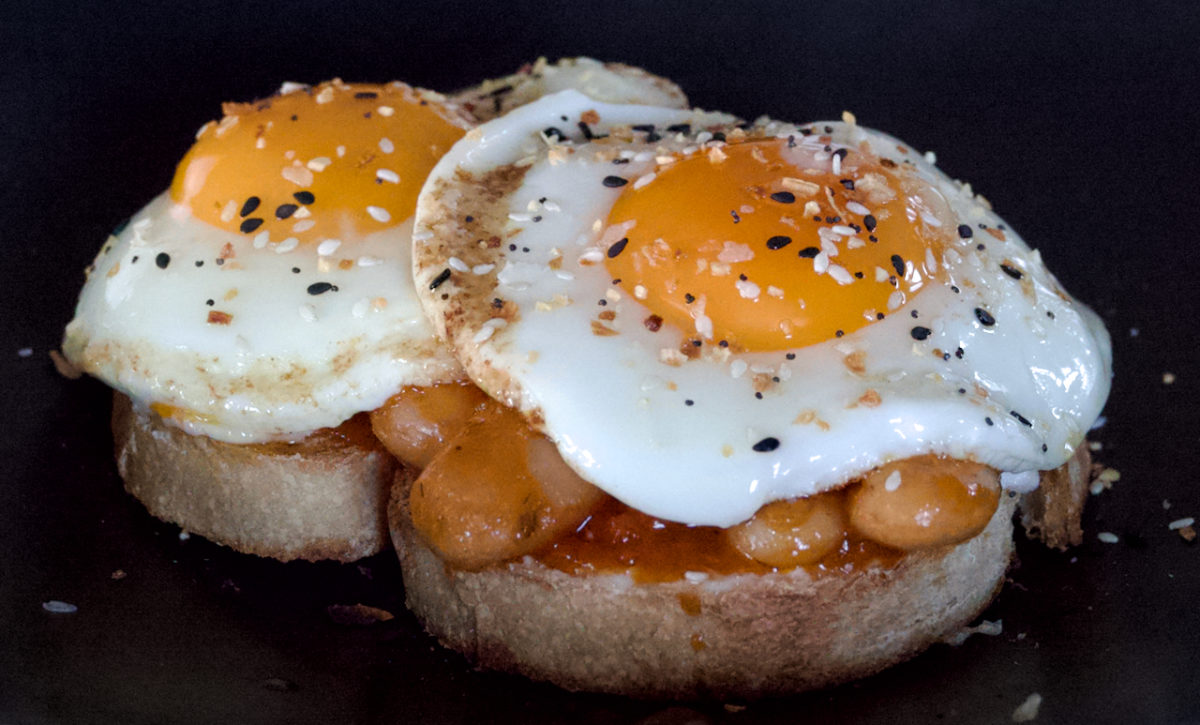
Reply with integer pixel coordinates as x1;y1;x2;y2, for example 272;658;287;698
413;90;1113;528
64;80;474;443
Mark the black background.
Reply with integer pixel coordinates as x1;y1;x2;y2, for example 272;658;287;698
3;2;1199;723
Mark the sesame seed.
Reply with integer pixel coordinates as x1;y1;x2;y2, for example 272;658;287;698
275;203;299;219
240;218;264;234
975;308;996;326
293;191;315;205
957;224;974;239
752;437;780;452
607;237;629;258
766;235;792;250
1010;410;1033;427
603;175;628;188
429;268;452;290
1001;263;1023;280
798;246;820;258
379;137;395;153
890;254;906;277
376;169;400;184
366;206;391;223
307;282;337;295
240;197;260;217
911;326;932;340
155;253;170;269
770;191;795;204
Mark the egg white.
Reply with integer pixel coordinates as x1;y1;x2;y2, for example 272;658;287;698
65;194;460;443
414;91;1113;527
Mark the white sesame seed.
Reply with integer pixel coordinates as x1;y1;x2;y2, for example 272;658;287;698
315;86;334;104
846;237;866;249
831;224;857;236
684;571;709;584
336;145;346;157
543;200;561;212
357;256;381;267
366;206;391;223
298;304;316;322
827;264;853;285
376;168;400;184
813;251;830;274
275;237;299;254
508;212;533;222
378;137;395;153
293;206;311;219
633;173;656;189
832;152;842;175
317;239;341;256
352;298;370;318
377;105;394;117
472;264;495;275
448;257;469;272
767;285;784;298
307;157;332;172
924;150;937;164
282;165;314;187
1097;531;1119;544
42;600;77;614
920;211;943;227
253;231;270;249
634;284;648;300
292;219;315;233
17;347;32;358
846;201;871;216
888;291;905;310
219;200;237;223
1168;517;1195;530
885;470;902;491
730;359;748;378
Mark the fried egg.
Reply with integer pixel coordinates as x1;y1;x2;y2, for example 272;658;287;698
413;91;1112;527
65;80;474;443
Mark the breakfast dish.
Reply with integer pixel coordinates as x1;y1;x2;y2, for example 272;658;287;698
61;62;690;562
402;91;1112;697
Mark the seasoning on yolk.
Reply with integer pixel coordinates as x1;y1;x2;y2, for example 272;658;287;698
169;80;468;244
604;139;947;351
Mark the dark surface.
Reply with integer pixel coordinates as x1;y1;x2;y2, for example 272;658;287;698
3;2;1198;723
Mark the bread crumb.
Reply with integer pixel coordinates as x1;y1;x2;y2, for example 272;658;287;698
1012;693;1043;722
110;569;127;580
327;603;394;625
1179;526;1197;543
724;703;747;713
50;350;82;379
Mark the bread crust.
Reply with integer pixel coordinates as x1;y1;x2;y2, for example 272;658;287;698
112;392;401;562
390;474;1022;699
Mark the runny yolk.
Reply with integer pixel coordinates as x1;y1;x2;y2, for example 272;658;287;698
168;79;468;245
604;138;948;351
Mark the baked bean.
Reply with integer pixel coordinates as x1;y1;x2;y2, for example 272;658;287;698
846;456;1000;551
370;381;490;468
726;491;847;567
408;404;602;570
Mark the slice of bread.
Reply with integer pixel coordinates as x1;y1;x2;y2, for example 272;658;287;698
112;392;403;562
391;481;1023;698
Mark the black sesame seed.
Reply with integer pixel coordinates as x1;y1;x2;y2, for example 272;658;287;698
275;203;299;219
786;352;795;360
130;255;138;263
291;267;301;274
975;307;996;326
855;271;864;279
955;347;965;359
911;326;933;340
958;388;967;394
957;224;973;239
752;437;780;452
685;399;694;406
976;243;986;251
839;179;855;190
719;340;729;348
951;285;960;294
730;210;741;223
239;218;264;234
631;124;655;133
429;268;452;290
1000;263;1023;280
985;417;994;426
713;132;726;142
739;274;748;281
195;260;204;267
684;293;696;304
492;298;504;309
666;123;691;134
1010;410;1033;427
835;330;844;337
578;122;607;140
890;254;906;277
602;175;628;188
767;235;792;250
1042;443;1048;452
691;339;702;347
215;258;225;266
607;238;629;258
755;392;764;399
155;252;170;269
240;197;261;217
877;312;886;320
798;246;820;258
910;310;919;318
354;91;378;99
833;148;848;160
465;215;475;223
1047;310;1056;319
293;191;315;205
770;191;796;204
543;127;566;141
307;282;337;295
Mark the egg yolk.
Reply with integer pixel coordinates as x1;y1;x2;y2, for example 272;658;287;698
604;138;947;351
169;80;468;244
